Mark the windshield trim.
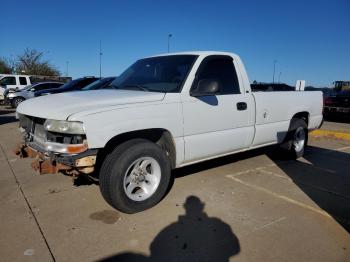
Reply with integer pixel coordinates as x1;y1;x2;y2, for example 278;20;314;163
177;55;199;93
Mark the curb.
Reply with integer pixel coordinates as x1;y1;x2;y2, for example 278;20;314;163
310;129;350;140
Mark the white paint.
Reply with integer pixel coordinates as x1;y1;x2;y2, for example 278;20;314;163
295;80;306;91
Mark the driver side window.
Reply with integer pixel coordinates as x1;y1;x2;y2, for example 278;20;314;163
193;56;240;95
0;77;16;86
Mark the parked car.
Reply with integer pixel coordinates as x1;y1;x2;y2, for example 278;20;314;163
16;51;323;213
0;74;72;103
34;77;99;97
0;74;31;102
81;77;116;91
5;82;64;108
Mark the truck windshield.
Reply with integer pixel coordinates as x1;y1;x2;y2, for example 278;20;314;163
110;55;198;93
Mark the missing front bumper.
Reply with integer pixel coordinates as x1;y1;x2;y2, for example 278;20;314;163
14;143;98;175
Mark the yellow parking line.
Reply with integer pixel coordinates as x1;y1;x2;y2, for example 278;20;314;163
310;129;350;140
226;174;332;218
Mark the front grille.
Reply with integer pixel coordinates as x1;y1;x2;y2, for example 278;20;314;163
18;114;86;153
18;114;46;142
19;114;34;133
33;123;46;146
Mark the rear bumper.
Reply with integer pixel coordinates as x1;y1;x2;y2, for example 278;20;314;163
324;106;350;114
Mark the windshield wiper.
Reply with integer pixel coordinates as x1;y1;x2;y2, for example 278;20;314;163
107;84;120;89
121;85;150;92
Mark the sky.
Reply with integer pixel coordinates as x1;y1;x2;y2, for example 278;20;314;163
1;0;349;87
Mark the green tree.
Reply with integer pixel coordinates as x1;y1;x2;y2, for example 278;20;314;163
16;48;60;76
0;58;13;74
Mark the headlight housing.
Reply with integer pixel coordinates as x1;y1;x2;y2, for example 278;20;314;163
44;119;85;134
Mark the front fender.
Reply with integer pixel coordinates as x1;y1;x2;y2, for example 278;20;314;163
80;102;183;149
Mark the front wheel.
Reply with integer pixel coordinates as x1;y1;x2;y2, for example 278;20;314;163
11;97;25;108
99;139;171;213
279;118;308;159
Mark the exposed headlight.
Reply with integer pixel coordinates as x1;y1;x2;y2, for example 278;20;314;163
44;119;85;134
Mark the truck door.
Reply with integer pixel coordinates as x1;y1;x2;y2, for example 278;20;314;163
182;55;255;163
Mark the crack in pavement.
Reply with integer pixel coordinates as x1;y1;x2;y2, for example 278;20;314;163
0;143;56;262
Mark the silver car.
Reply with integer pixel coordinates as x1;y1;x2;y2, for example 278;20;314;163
6;82;63;108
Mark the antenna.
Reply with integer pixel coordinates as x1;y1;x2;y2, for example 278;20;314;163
167;34;172;53
99;40;103;78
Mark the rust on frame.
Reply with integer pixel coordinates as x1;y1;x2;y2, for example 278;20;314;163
31;158;71;175
14;143;39;158
75;156;96;167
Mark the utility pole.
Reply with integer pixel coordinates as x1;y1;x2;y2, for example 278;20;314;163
167;34;172;53
66;61;69;77
279;72;282;83
272;60;277;84
99;40;103;78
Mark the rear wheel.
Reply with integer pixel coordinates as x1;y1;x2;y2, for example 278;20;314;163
279;118;308;159
11;97;25;108
99;139;171;213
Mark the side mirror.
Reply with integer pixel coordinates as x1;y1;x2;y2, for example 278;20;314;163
191;79;220;97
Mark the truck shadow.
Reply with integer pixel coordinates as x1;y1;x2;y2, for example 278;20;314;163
268;146;350;233
98;195;240;262
173;147;269;178
173;145;350;233
323;114;350;123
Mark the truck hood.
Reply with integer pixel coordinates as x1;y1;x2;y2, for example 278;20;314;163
17;90;165;120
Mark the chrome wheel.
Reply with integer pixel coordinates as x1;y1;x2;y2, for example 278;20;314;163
13;98;24;108
123;157;161;201
293;127;306;153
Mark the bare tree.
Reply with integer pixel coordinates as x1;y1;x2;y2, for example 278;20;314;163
16;48;60;76
0;58;13;74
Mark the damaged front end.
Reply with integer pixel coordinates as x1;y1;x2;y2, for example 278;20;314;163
14;114;98;177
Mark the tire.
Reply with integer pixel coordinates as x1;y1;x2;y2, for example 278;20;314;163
99;139;171;213
11;97;25;108
279;118;308;159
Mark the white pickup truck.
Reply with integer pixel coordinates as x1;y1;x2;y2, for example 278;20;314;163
0;74;32;102
16;51;323;213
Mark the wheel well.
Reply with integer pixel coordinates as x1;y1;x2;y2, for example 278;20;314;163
101;129;176;169
292;112;309;126
14;96;25;100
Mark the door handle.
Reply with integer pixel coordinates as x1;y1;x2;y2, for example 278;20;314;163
236;102;247;111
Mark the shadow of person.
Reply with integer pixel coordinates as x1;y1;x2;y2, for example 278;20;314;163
150;195;240;262
100;196;240;262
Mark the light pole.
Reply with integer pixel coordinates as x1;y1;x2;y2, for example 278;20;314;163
167;34;172;53
66;61;69;77
279;72;282;83
99;40;103;78
272;60;277;84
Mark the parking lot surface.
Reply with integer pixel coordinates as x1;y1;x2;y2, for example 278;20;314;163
0;106;349;262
